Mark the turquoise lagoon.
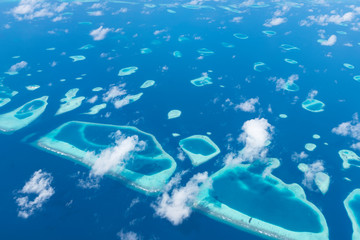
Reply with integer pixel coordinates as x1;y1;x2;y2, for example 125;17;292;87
34;121;177;194
0;96;48;134
179;135;220;166
194;159;329;240
344;189;360;240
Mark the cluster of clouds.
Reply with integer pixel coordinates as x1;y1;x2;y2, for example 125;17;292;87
225;118;274;165
152;171;209;225
15;169;54;218
269;74;299;91
332;113;360;150
302;11;356;27
10;0;68;21
264;6;289;27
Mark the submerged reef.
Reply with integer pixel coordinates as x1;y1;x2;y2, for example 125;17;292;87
0;96;48;134
194;159;329;240
179;135;220;166
33;121;177;194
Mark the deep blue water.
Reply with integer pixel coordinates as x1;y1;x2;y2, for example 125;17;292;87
1;1;360;239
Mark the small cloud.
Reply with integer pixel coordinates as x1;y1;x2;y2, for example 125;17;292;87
264;17;287;27
117;230;141;240
332;113;360;140
291;151;308;162
301;160;325;190
225;118;274;165
9;61;28;72
320;35;337;46
152;172;209;225
235;97;259;112
88;11;103;16
103;85;127;102
15;170;55;218
88;130;145;177
90;26;112;41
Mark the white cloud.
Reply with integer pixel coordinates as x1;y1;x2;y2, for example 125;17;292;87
152;172;209;225
90;26;112;41
103;85;127;102
15;170;54;218
288;74;299;83
225;118;274;165
10;0;67;20
321;35;337;46
301;161;325;190
88;11;103;16
332;113;360;140
307;89;318;99
235;97;259;112
305;12;355;26
88;130;145;177
114;98;130;109
117;230;141;240
87;95;98;104
291;151;308;162
264;17;287;27
9;61;28;72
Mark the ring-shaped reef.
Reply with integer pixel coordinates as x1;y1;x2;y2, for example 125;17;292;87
194;159;329;240
0;96;48;134
33;121;177;195
283;81;299;92
262;30;276;36
305;143;317;151
233;33;248;40
344;189;360;240
280;44;300;51
302;99;325;113
140;80;155;89
338;150;360;169
344;63;355;70
168;110;181;119
354;76;360;82
254;62;270;72
118;66;138;76
284;59;298;65
191;76;213;87
69;55;86;62
197;48;214;56
173;51;182;58
179;135;220;166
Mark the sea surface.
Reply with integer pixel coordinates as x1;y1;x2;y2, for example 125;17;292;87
1;1;360;239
